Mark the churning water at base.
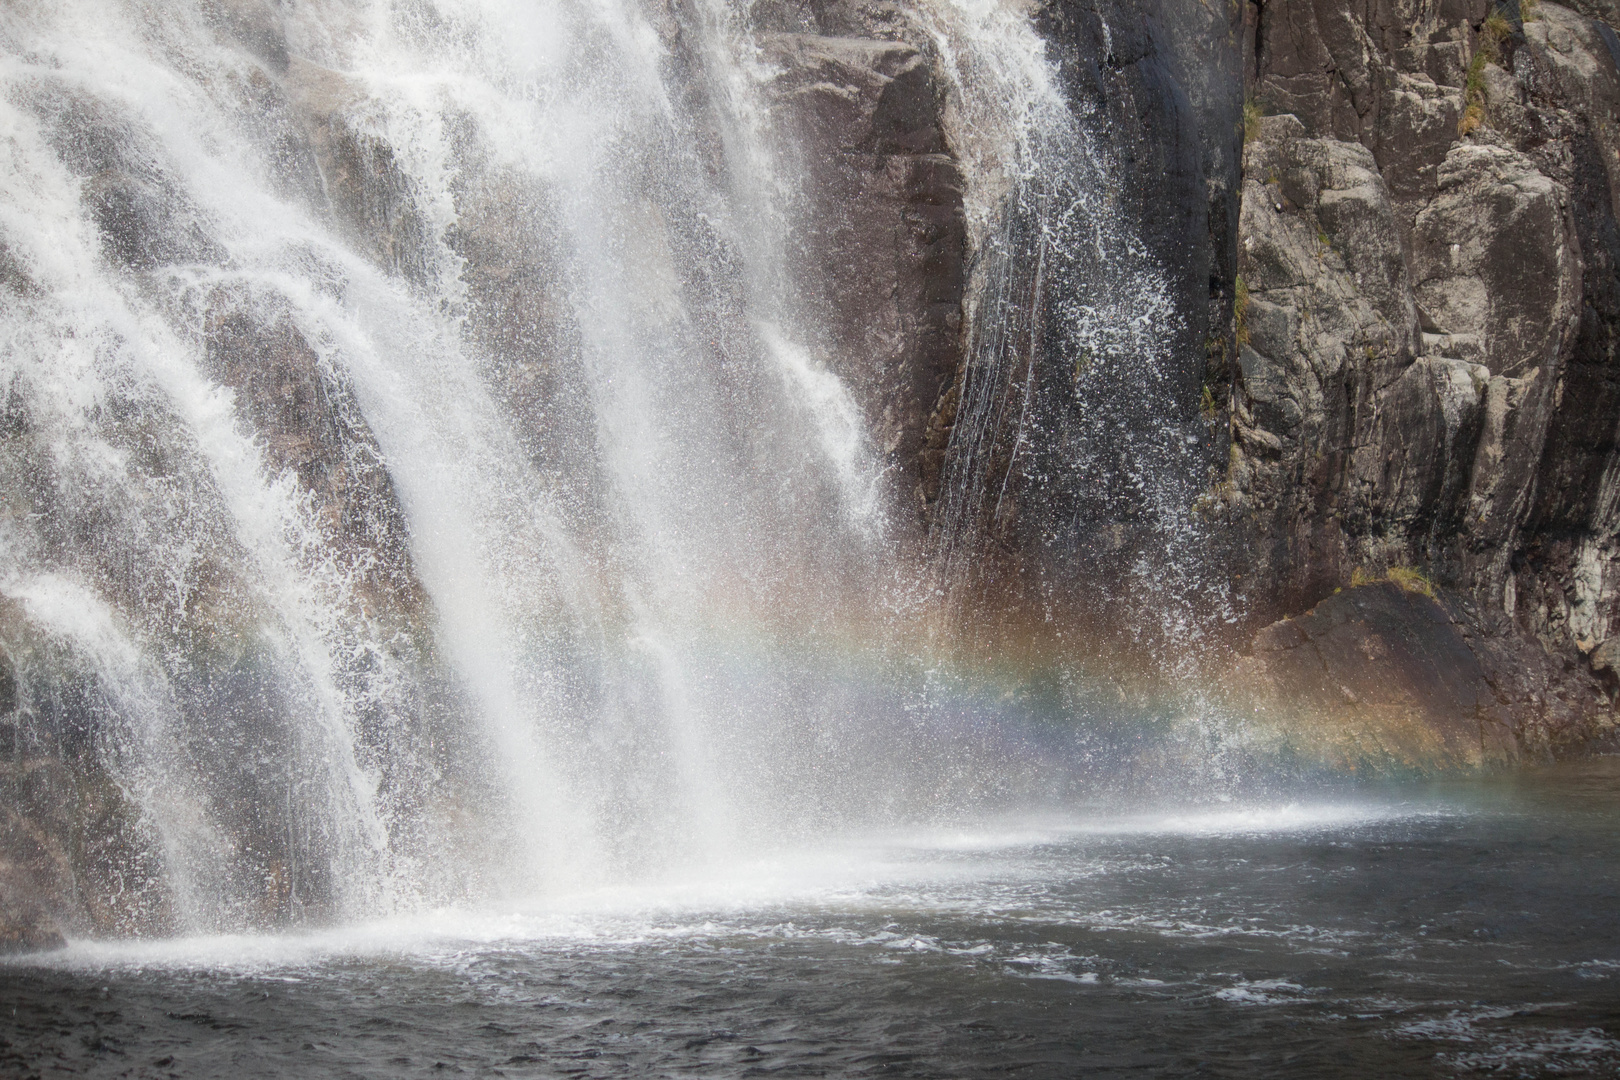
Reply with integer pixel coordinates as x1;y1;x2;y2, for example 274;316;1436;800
5;760;1620;1079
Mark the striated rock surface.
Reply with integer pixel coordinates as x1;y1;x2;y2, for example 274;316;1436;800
913;0;1245;649
1220;0;1620;752
756;16;967;495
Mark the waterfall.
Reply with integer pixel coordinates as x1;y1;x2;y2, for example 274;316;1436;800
0;0;1197;936
913;2;1219;670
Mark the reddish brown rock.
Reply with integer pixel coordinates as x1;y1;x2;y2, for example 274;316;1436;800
759;29;967;518
1232;582;1518;769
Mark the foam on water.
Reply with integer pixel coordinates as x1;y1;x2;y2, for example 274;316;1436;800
6;798;1439;976
6;767;1620;1079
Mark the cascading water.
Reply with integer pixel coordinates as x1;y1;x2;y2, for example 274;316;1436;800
915;1;1224;672
0;0;1201;936
9;10;1620;1079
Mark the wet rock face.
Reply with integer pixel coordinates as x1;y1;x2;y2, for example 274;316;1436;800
757;0;1243;551
1225;0;1620;749
757;24;967;510
1041;0;1245;358
898;0;1245;644
199;295;429;628
0;608;173;946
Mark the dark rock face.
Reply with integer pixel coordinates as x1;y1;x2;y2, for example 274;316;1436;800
757;24;967;507
750;0;1244;574
1219;0;1620;751
1041;0;1245;367
914;0;1245;648
1232;582;1518;768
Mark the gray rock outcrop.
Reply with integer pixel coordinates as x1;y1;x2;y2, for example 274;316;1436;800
1221;0;1620;752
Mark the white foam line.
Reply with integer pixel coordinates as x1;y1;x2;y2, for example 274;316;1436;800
868;802;1446;851
3;802;1450;973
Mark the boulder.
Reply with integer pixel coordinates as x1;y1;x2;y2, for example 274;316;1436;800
1234;582;1517;769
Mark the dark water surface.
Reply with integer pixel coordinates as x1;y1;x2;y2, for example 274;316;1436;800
4;760;1619;1079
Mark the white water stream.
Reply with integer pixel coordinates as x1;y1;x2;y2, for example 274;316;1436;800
0;0;1185;934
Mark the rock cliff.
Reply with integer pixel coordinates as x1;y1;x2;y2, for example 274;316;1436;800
758;0;1620;757
1219;0;1620;753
